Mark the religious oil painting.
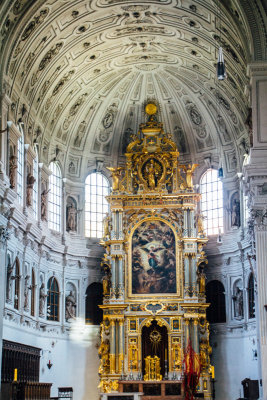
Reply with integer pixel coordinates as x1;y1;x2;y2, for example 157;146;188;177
132;220;176;294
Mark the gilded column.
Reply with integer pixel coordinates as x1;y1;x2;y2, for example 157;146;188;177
111;212;116;239
118;211;123;239
184;319;190;348
111;256;116;298
110;319;116;374
118;256;124;298
184;255;190;297
190;210;195;237
126;155;132;192
183;209;188;237
193;319;199;354
191;256;197;297
118;319;124;373
172;156;178;191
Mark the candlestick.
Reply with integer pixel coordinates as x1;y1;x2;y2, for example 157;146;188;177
164;359;168;380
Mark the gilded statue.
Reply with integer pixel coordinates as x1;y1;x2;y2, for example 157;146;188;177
143;159;162;190
147;159;156;189
198;267;206;294
102;267;111;296
200;341;208;369
107;167;123;191
98;339;110;374
102;213;111;240
196;212;205;236
181;163;199;189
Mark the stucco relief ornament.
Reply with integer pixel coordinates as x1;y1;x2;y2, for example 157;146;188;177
189;106;202;125
103;112;114;129
251;209;267;231
0;226;10;245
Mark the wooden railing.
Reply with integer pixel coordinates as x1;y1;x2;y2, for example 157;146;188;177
1;381;52;399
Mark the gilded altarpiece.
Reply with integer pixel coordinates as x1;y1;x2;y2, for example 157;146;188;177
98;104;213;399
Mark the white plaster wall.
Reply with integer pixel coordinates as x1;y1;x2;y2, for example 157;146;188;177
3;322;100;400
211;329;259;400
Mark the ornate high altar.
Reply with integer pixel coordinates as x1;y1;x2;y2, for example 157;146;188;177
98;104;213;399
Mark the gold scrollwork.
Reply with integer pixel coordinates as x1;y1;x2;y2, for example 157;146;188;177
128;338;138;372
98;379;119;393
171;337;182;371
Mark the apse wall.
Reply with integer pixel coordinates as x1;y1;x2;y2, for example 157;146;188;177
206;233;259;400
1;189;104;399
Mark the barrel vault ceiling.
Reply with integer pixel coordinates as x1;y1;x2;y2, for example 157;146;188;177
1;0;266;181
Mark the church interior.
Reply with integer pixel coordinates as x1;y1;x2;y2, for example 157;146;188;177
0;0;267;399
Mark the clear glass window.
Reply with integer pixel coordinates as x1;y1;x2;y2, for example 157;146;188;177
85;173;109;238
243;194;249;228
48;162;62;232
17;131;24;205
32;148;38;219
200;169;224;235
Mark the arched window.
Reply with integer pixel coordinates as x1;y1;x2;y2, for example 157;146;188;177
248;274;255;319
31;269;35;317
200;169;224;235
85;283;103;324
32;148;38;219
48;162;62;232
206;280;226;323
14;258;20;310
85;173;109;238
47;277;59;321
17;130;24;205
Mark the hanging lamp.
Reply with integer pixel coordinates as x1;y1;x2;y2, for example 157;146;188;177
217;46;226;80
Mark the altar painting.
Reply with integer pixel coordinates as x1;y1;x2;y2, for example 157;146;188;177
132;220;176;294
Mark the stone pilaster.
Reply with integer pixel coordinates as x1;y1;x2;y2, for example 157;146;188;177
0;226;9;394
243;61;267;400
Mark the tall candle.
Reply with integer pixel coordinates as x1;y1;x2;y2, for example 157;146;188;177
211;366;215;379
14;368;17;382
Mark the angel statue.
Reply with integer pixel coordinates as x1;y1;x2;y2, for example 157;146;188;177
181;164;199;189
107;167;123;191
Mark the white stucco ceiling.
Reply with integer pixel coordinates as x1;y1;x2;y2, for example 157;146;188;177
1;0;266;180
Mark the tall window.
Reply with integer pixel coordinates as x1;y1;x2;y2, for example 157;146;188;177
17;131;24;205
47;277;59;321
32;148;38;219
206;280;226;323
31;269;35;317
248;274;255;319
85;173;109;238
48;162;62;232
200;169;223;235
14;258;20;310
243;194;249;228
